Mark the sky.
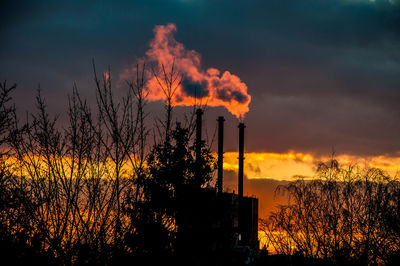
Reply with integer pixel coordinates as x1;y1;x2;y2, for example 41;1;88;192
2;0;400;208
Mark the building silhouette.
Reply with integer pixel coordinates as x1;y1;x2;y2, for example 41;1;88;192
176;110;259;262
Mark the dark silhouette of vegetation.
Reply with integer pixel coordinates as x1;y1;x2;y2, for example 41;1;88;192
0;82;59;264
260;159;400;265
123;123;215;265
0;61;217;265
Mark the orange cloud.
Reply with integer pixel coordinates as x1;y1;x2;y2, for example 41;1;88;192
224;151;400;181
223;151;316;181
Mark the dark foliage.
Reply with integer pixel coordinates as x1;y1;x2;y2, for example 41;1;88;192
122;123;216;263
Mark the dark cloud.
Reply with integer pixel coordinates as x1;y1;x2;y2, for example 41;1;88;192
1;0;400;157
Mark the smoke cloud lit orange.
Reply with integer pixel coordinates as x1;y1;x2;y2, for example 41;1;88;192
126;23;251;120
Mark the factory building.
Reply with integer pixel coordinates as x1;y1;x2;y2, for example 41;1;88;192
176;110;259;259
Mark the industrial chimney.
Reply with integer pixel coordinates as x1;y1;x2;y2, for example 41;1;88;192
238;123;245;199
217;116;225;194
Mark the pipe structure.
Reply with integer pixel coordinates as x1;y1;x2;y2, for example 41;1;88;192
217;116;225;194
238;123;245;199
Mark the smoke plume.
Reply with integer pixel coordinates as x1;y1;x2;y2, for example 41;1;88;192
125;23;251;120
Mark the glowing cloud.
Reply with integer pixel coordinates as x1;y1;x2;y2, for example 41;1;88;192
132;23;251;120
223;151;400;181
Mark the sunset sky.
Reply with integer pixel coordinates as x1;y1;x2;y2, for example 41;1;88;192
2;0;400;215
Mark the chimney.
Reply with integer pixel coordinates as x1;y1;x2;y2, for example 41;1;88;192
195;109;203;163
238;123;245;198
217;116;225;194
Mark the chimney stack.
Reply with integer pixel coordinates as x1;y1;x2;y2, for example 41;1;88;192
217;116;225;194
238;123;245;198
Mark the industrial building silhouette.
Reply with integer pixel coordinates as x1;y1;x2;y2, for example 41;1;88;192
176;109;259;261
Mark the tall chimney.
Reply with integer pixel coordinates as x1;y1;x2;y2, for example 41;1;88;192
217;116;225;194
195;109;203;163
238;123;245;198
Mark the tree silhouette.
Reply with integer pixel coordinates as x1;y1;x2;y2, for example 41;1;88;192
122;117;216;264
0;82;60;264
0;59;218;265
260;159;400;265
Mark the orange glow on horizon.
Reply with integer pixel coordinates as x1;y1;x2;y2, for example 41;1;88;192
223;151;400;181
7;150;400;182
223;151;315;181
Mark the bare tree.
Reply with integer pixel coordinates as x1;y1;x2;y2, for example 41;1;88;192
5;67;144;263
1;59;217;264
151;59;183;143
0;81;15;156
260;159;400;265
